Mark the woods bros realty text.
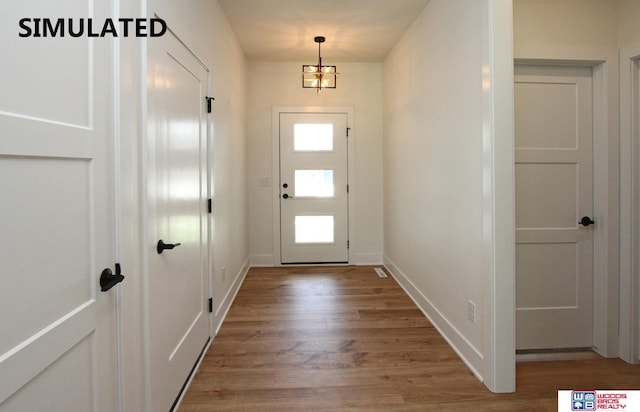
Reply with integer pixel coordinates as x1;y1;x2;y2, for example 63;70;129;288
18;18;167;37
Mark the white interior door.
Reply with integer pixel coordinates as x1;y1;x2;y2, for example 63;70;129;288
515;64;594;350
280;113;349;264
147;28;210;411
0;1;119;410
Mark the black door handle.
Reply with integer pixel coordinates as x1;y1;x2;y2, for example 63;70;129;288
579;216;595;227
100;263;125;292
282;193;290;199
157;239;182;254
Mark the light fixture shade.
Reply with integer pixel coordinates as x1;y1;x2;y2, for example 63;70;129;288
302;65;337;90
302;36;338;93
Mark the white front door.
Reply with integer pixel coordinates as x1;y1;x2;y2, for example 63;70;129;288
0;1;118;410
147;28;210;411
514;64;594;350
279;113;349;264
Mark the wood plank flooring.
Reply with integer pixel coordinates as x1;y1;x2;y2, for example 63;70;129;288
180;266;640;411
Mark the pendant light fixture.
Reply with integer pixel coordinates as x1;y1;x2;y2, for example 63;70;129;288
302;36;338;93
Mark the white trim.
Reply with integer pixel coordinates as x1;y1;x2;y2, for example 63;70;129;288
250;254;274;267
170;338;212;411
118;1;149;411
482;0;515;393
206;54;215;341
619;44;640;364
271;109;280;265
213;258;250;334
355;252;383;266
140;3;152;408
384;257;485;382
153;14;211;72
591;61;619;358
271;106;356;266
173;259;249;410
111;1;125;410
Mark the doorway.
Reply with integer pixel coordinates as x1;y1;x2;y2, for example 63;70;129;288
272;108;354;265
147;28;211;411
279;112;349;264
514;63;594;350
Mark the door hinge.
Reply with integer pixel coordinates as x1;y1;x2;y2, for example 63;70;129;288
347;240;350;249
347;184;349;193
208;298;213;313
207;198;212;214
205;96;215;113
346;127;351;137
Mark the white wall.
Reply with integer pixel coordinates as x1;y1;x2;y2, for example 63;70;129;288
513;0;621;357
382;0;514;392
247;61;384;265
119;0;248;410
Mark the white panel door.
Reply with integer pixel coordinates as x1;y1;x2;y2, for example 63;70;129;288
0;1;118;411
515;64;594;350
280;113;349;264
147;28;210;411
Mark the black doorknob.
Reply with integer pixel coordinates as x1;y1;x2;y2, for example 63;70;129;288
157;239;182;254
579;216;595;227
283;183;288;188
282;193;289;199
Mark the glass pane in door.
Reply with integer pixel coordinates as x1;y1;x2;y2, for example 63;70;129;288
295;216;334;243
295;170;334;197
294;123;333;151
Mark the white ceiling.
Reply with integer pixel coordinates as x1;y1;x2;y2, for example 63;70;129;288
217;0;431;62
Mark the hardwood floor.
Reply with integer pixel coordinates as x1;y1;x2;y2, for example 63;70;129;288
180;266;640;411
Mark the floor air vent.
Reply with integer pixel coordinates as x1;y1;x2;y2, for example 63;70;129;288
374;268;388;278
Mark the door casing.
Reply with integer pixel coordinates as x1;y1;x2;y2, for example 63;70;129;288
515;58;617;358
514;63;594;350
145;25;211;411
279;112;349;264
619;45;640;364
272;107;355;266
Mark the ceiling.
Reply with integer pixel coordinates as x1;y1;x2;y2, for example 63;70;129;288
217;0;431;62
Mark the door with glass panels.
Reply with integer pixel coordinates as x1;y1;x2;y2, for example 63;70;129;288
280;113;349;263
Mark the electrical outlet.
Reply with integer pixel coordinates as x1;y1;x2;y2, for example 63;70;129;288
467;300;476;324
221;266;227;281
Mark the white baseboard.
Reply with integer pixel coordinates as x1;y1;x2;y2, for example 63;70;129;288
172;337;212;411
355;252;383;266
212;257;250;335
383;255;485;383
250;253;383;266
179;258;250;410
250;254;274;267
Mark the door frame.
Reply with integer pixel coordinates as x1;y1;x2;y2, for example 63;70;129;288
143;21;212;411
271;106;355;266
619;44;640;364
514;58;617;357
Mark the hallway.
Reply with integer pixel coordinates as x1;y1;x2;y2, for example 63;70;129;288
4;1;640;409
180;267;640;411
